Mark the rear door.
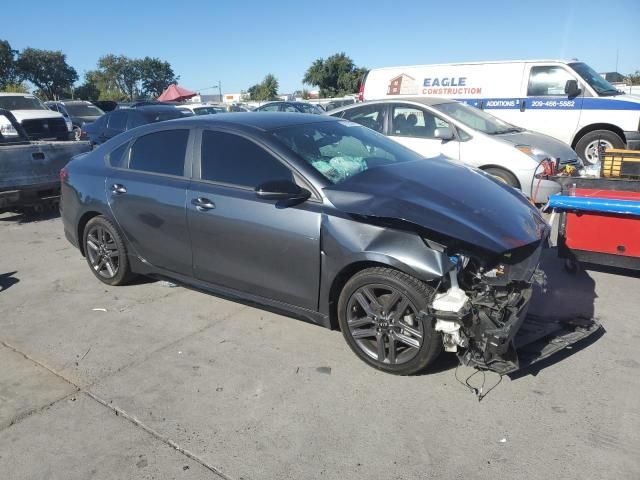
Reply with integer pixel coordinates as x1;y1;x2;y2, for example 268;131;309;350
187;128;321;310
388;104;460;160
107;128;193;275
518;63;584;144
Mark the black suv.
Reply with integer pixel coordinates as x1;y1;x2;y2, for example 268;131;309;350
46;100;105;140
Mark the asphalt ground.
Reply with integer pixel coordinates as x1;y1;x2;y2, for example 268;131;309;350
1;210;639;479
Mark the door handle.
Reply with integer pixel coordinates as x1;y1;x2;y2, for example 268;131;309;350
192;197;215;211
111;183;127;194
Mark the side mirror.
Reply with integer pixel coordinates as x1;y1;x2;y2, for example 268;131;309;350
434;127;455;141
565;79;582;98
255;179;311;202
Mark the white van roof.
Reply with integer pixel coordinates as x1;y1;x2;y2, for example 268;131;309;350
369;59;577;71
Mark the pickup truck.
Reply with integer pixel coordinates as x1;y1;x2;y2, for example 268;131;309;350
0;109;91;212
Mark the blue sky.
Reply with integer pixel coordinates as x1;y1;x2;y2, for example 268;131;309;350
3;0;639;94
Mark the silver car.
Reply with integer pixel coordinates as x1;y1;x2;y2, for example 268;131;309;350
329;97;583;202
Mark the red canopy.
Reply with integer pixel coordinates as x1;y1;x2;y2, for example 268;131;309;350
157;84;196;102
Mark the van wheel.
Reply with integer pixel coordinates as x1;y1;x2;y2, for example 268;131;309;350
483;167;519;188
575;130;624;165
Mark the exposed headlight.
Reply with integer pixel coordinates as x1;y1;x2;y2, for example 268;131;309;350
0;116;19;136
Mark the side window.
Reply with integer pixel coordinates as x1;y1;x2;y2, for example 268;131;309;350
200;130;293;188
48;104;58;112
108;142;129;168
341;104;385;133
261;103;280;112
282;104;298;112
127;112;146;129
128;129;189;176
527;66;576;96
107;111;128;131
391;105;450;139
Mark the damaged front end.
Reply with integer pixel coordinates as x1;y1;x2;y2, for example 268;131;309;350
427;241;546;373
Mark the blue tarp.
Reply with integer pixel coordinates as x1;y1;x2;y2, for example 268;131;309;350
548;195;640;216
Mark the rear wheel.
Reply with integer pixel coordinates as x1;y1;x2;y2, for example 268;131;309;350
337;267;442;375
483;167;519;188
83;216;133;286
575;130;624;165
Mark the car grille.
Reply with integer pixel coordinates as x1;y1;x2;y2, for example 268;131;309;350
21;118;68;140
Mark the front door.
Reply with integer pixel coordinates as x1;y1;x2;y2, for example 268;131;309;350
517;64;584;145
388;104;460;160
187;129;321;310
107;128;192;275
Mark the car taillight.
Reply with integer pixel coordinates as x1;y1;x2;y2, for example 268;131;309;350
358;83;364;102
59;167;69;183
80;129;87;140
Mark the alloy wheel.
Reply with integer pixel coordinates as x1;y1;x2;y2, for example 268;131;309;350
584;139;613;165
85;225;120;279
346;284;423;365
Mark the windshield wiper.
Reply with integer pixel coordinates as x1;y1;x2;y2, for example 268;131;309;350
489;127;523;135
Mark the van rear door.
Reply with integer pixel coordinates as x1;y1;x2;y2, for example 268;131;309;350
517;63;583;144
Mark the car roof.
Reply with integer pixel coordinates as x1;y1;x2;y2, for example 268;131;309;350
0;93;35;97
142;112;338;131
329;97;456;114
130;105;183;113
48;100;93;105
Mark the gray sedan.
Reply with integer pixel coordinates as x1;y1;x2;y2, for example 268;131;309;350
61;113;548;375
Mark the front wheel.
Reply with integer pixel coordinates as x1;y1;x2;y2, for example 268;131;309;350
483;167;519;188
337;267;442;375
575;130;625;165
83;216;134;286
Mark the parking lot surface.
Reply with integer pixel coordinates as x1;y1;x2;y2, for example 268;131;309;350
1;210;639;480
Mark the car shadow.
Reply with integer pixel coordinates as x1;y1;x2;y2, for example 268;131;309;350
506;247;602;379
0;271;19;293
0;208;60;224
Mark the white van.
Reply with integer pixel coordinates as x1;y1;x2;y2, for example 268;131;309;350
361;60;640;164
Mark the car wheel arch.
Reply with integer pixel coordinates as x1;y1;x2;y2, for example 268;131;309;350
478;164;521;189
571;123;625;150
77;211;106;256
326;255;444;331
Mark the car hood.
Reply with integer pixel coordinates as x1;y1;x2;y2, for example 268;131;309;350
493;130;580;165
323;157;549;255
10;110;64;121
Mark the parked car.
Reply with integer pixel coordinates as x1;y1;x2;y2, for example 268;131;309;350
0;108;90;212
254;101;325;114
178;103;224;115
361;59;640;164
82;105;184;145
61;113;550;375
46;100;105;140
329;97;582;202
0;93;72;141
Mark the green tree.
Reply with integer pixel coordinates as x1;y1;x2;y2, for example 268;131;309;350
73;72;101;101
16;48;78;100
1;82;29;93
0;39;18;89
627;71;640;86
247;74;279;101
303;53;366;98
139;57;178;97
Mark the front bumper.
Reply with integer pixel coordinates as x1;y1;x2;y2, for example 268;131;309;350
624;130;640;150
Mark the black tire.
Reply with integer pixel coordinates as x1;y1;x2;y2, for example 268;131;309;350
82;215;134;286
337;267;442;375
483;167;520;188
564;258;579;274
575;130;625;166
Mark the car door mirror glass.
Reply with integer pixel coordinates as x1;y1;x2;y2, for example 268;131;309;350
255;180;310;201
434;127;454;141
564;79;581;98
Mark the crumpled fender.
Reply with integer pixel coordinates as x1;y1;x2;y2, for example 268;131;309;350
318;214;453;316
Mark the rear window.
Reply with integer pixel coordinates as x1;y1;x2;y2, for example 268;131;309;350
128;129;189;176
108;142;129;168
140;109;183;122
